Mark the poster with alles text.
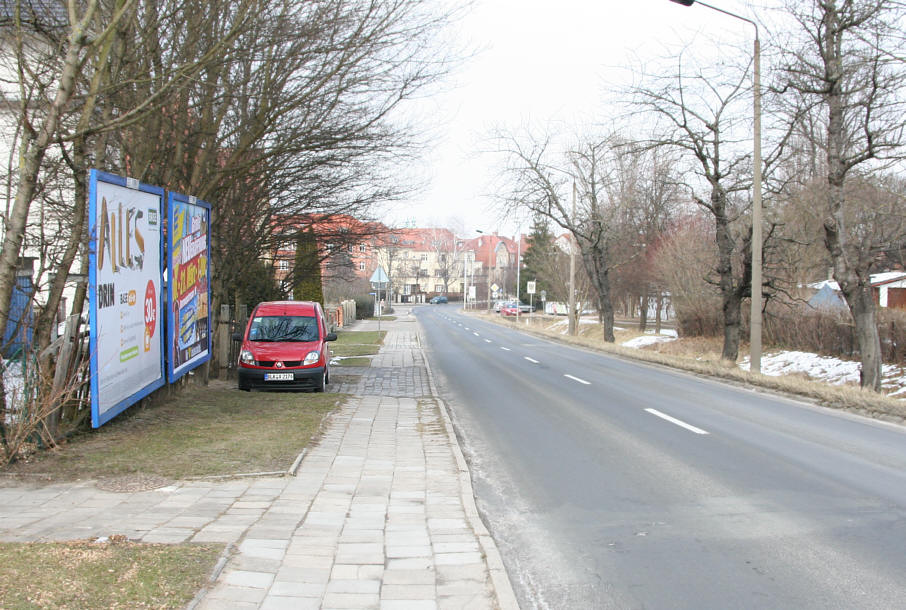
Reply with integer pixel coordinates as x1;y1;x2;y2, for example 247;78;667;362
167;192;212;382
88;170;165;428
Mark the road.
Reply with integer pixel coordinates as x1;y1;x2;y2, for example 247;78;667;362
415;305;906;609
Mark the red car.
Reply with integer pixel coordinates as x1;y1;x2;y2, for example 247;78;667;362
235;301;337;392
500;303;520;316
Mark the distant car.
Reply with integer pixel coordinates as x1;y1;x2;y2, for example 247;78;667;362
500;301;533;316
234;301;337;392
500;303;519;316
429;295;448;304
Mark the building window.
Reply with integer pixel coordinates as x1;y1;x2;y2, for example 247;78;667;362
359;244;367;252
277;259;289;271
359;261;365;271
435;284;444;293
421;253;428;262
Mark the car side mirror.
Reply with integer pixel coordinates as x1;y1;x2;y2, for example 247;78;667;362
326;332;338;342
231;332;241;342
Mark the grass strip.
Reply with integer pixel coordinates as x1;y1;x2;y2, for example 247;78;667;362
4;385;341;481
0;540;223;609
334;357;372;367
331;330;386;358
334;330;386;345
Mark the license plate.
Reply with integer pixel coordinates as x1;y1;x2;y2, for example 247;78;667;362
265;372;294;381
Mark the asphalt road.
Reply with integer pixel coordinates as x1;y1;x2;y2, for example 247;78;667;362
415;304;906;609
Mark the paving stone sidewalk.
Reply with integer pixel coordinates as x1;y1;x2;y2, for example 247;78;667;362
0;306;517;609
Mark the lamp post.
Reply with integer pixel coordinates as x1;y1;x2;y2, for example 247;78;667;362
669;0;762;373
568;180;577;336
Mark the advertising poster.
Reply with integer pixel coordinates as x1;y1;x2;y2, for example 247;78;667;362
88;170;165;428
167;192;212;381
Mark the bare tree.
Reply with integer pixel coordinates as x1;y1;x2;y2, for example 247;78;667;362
606;144;681;332
776;0;906;390
497;132;642;342
426;228;461;295
630;46;758;362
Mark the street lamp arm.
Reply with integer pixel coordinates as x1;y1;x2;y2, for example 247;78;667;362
669;0;758;40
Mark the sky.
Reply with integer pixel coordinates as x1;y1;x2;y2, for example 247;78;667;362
385;0;761;237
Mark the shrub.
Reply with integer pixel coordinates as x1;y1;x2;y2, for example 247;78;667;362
354;295;374;319
763;301;906;364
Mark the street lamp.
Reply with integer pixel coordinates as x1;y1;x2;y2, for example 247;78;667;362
669;0;763;373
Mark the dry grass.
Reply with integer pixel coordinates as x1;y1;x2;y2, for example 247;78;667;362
475;312;906;424
2;381;342;481
0;539;223;609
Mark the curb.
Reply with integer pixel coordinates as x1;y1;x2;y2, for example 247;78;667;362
415;319;521;610
288;448;307;476
185;542;236;610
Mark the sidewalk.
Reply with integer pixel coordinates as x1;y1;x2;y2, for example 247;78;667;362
0;306;517;610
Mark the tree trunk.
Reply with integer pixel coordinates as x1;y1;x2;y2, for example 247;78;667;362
655;292;663;334
713;188;742;363
638;286;649;332
820;2;883;391
580;246;615;343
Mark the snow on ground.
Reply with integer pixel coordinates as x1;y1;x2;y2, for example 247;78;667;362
739;351;906;394
621;329;678;349
615;330;906;396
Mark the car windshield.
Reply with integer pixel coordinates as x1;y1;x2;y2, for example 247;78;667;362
248;315;319;342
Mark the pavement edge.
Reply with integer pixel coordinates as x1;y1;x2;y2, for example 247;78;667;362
414;315;520;610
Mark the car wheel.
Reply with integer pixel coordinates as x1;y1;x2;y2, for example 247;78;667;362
314;370;326;392
238;382;250;392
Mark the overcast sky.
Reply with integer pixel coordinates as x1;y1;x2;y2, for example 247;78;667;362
385;0;761;236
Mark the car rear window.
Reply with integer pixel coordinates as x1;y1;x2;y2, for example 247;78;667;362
248;315;319;342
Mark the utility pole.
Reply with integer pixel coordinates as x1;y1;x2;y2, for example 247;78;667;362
568;180;577;336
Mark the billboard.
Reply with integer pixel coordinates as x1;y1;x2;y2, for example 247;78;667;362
167;192;212;382
88;170;165;428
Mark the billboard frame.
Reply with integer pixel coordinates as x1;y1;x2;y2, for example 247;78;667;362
166;191;213;382
88;170;166;428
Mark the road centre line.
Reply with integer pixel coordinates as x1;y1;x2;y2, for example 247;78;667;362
645;408;709;435
473;332;480;336
500;347;511;351
564;374;590;385
485;339;492;343
524;357;540;364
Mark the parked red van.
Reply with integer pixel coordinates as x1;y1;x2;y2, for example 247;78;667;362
235;301;337;392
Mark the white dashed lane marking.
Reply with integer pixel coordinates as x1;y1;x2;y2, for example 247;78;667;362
564;374;590;385
645;408;709;435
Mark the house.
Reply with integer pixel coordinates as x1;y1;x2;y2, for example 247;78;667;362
807;272;906;310
870;272;906;309
267;218;527;305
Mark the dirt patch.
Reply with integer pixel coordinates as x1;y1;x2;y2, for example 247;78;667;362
95;473;173;493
